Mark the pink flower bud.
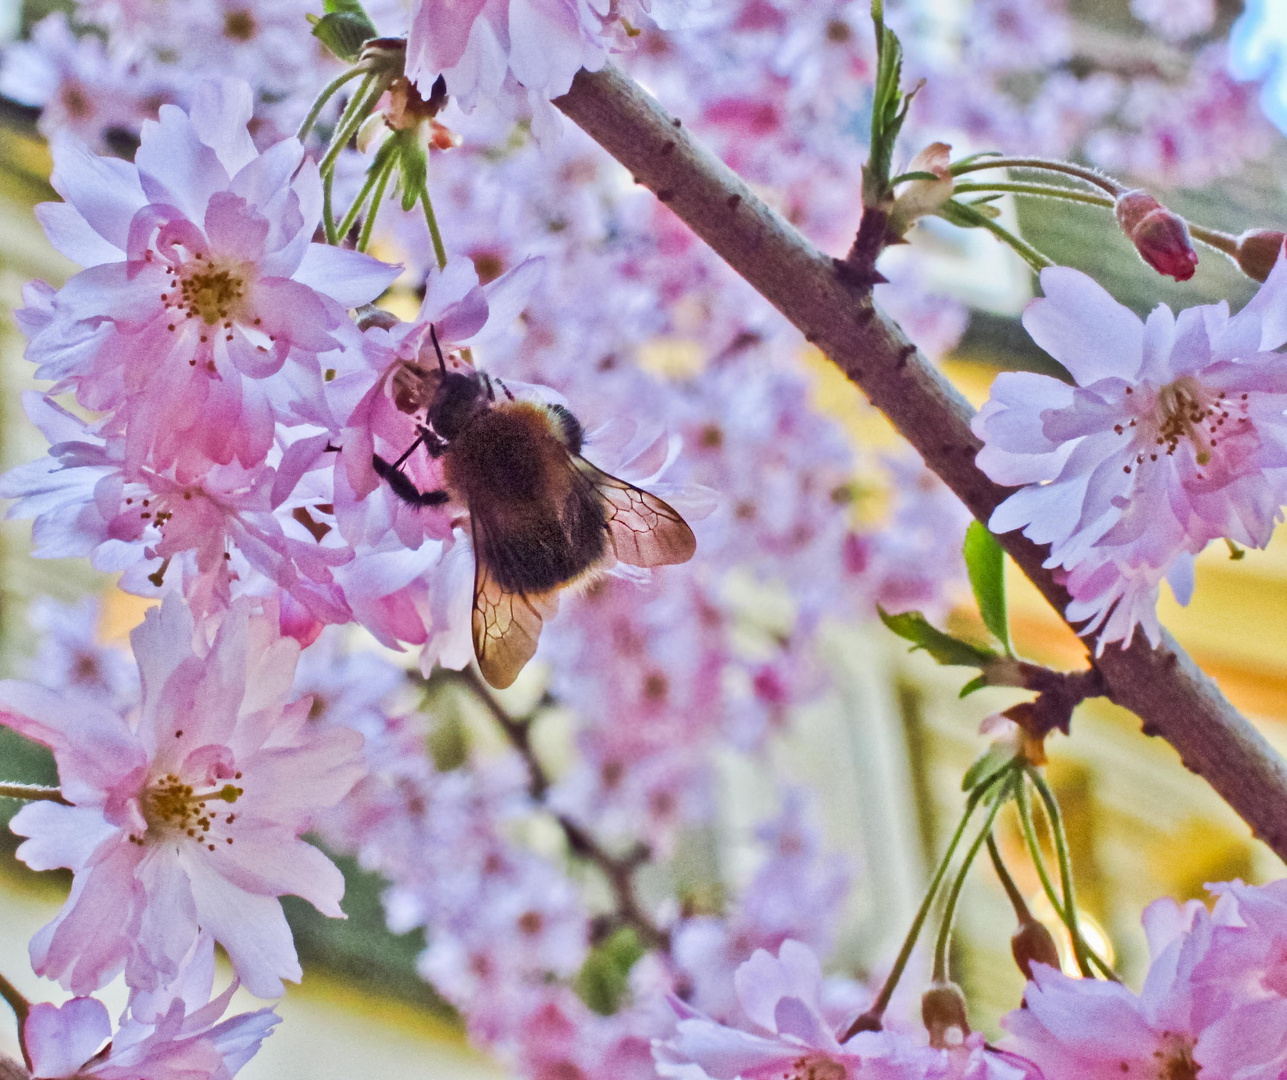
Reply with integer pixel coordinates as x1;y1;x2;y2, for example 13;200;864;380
1011;917;1062;979
1114;190;1199;281
921;980;971;1049
1233;229;1286;283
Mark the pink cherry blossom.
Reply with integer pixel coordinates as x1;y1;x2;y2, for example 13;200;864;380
24;78;397;478
1003;894;1287;1079
0;394;352;631
653;939;945;1080
0;596;365;998
974;261;1287;651
25;596;140;714
24;937;277;1080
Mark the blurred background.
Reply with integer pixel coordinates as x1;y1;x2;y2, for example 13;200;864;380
2;0;1287;1073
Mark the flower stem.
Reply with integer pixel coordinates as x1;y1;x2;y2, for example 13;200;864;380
949;156;1123;196
420;187;449;271
323;169;338;245
0;970;30;1069
0;782;68;804
357;154;396;253
1026;769;1094;977
296;63;372;142
843;763;1015;1037
952;180;1113;210
336;141;397;243
986;832;1031;923
318;71;387;180
932;776;1013;982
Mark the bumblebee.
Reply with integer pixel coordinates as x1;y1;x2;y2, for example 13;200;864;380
374;328;696;688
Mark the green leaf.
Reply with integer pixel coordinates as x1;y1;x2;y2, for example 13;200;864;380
961;744;1015;792
959;674;988;698
324;0;375;16
398;134;428;211
575;927;646;1015
311;10;377;61
891;170;940;184
878;606;997;667
963;521;1012;655
948;150;1003;174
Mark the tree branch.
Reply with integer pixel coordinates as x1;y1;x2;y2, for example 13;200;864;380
555;63;1287;862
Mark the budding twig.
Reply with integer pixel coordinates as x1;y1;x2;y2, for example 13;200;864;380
0;971;30;1070
448;668;670;950
0;783;69;805
554;63;1287;864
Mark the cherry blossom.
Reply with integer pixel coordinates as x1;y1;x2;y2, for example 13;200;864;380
24;937;277;1080
653;939;946;1080
23;78;397;478
1003;894;1287;1079
974;261;1287;650
0;596;365;998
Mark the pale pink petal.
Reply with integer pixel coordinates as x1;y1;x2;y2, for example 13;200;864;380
10;802;117;872
35;201;123;267
25;997;111;1079
47;135;147;251
292;244;401;307
188;78;257;176
1023;267;1144;385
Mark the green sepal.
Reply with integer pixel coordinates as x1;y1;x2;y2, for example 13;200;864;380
963;521;1012;656
948;150;1003;174
312;10;378;62
958;674;988;698
961;745;1016;792
398;133;429;211
878;606;997;667
575;927;646;1016
891;170;941;184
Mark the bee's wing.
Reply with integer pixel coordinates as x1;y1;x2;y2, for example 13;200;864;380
470;517;560;689
574;459;697;568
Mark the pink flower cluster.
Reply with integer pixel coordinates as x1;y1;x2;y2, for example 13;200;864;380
974;262;1287;651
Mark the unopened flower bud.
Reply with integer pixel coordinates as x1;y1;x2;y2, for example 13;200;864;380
888;142;954;239
921;980;970;1049
1233;229;1286;283
1114;190;1199;281
1011;917;1061;980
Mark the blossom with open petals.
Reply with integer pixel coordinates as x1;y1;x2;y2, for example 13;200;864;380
24;78;397;478
0;596;364;998
25;937;277;1080
973;262;1287;651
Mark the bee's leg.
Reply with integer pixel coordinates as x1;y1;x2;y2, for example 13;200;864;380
413;489;450;507
482;372;496;402
494;377;516;402
373;454;428;505
429;324;447;375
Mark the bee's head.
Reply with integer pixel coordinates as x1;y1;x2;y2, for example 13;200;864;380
427;370;488;441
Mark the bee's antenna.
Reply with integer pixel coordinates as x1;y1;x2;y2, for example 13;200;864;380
429;324;447;376
495;377;516;402
388;431;426;471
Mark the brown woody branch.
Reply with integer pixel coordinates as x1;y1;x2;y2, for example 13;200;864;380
555;64;1287;862
448;669;670;950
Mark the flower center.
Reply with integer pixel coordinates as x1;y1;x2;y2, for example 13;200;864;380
1152;378;1245;467
162;255;250;329
223;9;257;41
136;773;243;850
1154;1031;1199;1080
789;1056;847;1080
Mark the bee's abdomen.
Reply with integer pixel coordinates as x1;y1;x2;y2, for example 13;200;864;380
449;403;609;594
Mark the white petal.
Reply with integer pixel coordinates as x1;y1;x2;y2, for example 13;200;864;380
1024;267;1144;385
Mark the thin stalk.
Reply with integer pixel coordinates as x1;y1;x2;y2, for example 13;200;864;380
986;832;1031;922
843;765;1014;1037
949;156;1122;196
296;63;372;142
357;153;395;252
0;970;29;1068
1027;769;1094;977
971;213;1055;272
318;71;387;179
1002;810;1119;982
323;169;338;245
932;778;1013;982
0;783;68;804
420;187;449;270
336;141;397;242
1188;223;1239;256
953;181;1113;210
